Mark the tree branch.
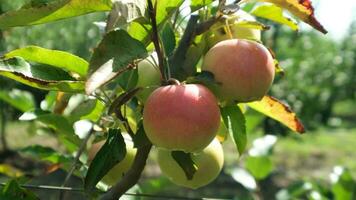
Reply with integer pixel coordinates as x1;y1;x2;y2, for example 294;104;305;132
147;0;166;82
99;143;152;200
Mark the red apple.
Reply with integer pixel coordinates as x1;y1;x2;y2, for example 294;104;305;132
202;39;275;103
143;84;220;152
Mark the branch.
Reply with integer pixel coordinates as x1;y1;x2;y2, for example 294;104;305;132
147;0;166;82
99;143;152;200
59;129;94;200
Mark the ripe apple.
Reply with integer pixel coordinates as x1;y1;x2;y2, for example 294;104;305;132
88;135;137;185
136;53;161;103
206;10;261;49
143;84;220;152
157;138;224;189
202;39;275;103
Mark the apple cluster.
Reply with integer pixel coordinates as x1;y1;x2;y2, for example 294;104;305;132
89;10;275;189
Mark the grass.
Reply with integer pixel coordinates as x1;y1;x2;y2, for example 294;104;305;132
273;127;356;182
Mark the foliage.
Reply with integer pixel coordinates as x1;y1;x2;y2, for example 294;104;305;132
0;0;350;199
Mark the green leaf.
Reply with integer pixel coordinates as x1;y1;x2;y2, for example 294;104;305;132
251;4;298;31
0;180;39;200
106;0;147;31
0;57;85;92
0;0;112;28
19;109;81;147
160;22;176;56
86;30;147;94
5;46;89;78
245;156;274;180
132;122;151;148
221;105;247;155
20;145;72;164
155;0;184;25
331;167;355;200
190;0;213;12
68;99;105;123
0;89;35;112
117;68;138;91
171;151;198;180
85;129;126;191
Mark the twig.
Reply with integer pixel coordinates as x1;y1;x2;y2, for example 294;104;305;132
0;102;7;151
59;129;95;200
99;143;152;200
147;0;166;82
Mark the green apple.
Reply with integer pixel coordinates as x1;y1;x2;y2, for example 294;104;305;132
206;10;261;49
157;138;224;189
88;135;137;185
136;53;161;103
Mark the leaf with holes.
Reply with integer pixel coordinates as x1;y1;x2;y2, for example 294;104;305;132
248;96;305;133
258;0;327;33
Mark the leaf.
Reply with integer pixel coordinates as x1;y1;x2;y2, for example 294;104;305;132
4;46;89;78
0;89;35;112
245;156;274;180
171;151;198;180
0;57;84;92
221;105;247;155
251;4;298;31
0;179;39;200
132;122;151;148
86;30;147;94
68;99;105;123
330;166;355;200
190;0;213;12
117;68;138;91
247;96;305;133
20;145;72;164
0;0;112;29
160;22;176;56
19;109;81;147
85;129;126;191
106;0;147;31
258;0;327;34
155;0;184;25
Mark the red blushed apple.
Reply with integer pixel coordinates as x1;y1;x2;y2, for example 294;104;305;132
143;84;221;152
202;39;275;103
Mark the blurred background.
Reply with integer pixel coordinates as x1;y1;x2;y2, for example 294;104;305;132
0;0;355;199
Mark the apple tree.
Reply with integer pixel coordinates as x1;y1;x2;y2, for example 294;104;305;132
0;0;328;199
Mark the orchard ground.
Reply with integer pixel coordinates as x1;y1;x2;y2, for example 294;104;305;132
1;106;355;199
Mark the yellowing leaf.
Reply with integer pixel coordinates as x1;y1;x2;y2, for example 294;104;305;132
252;4;298;31
248;96;305;133
258;0;327;34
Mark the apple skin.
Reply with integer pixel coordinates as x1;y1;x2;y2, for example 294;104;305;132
202;39;275;103
206;10;261;48
143;84;221;152
136;54;161;103
88;136;137;185
157;138;224;189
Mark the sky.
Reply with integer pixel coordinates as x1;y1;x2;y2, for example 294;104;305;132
312;0;356;40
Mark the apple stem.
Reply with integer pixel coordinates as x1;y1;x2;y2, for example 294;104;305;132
167;78;181;85
224;19;234;40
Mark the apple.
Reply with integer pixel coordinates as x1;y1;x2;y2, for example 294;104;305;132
136;53;161;103
157;138;224;189
143;84;220;152
202;39;275;103
87;135;137;185
206;10;261;49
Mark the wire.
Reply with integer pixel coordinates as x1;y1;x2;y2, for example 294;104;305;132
0;183;230;200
